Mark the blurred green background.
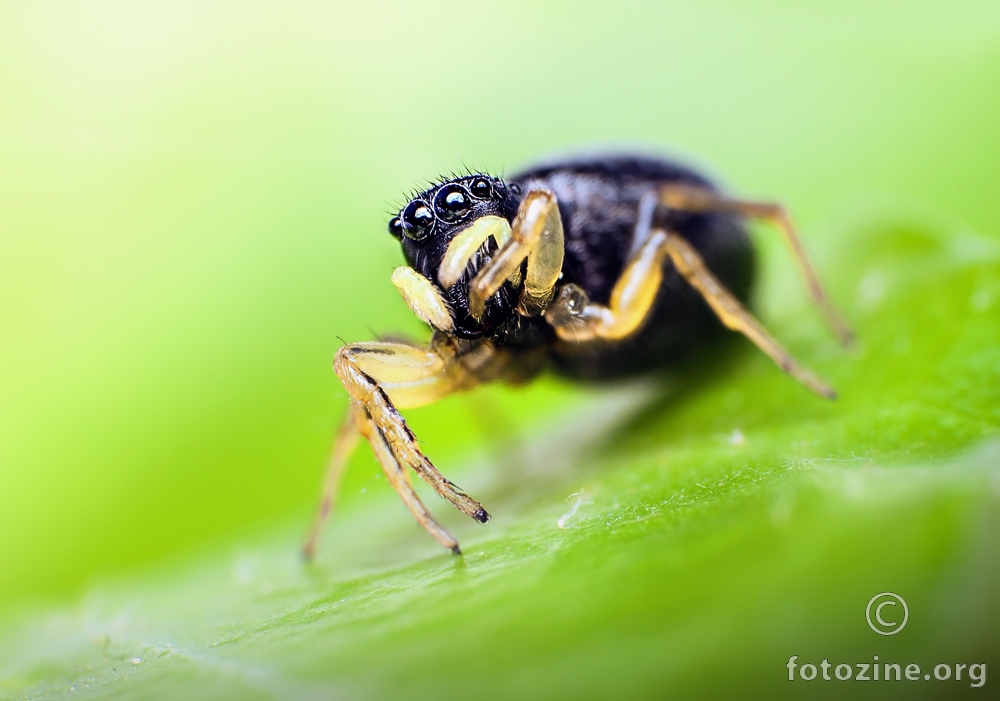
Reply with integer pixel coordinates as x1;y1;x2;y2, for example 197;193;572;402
1;1;999;698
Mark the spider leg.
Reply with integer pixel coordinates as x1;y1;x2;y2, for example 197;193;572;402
543;188;669;341
304;335;491;558
625;189;660;260
544;227;836;399
658;183;854;345
466;189;565;319
543;188;665;341
660;230;836;399
303;404;362;560
544;229;673;342
356;406;463;553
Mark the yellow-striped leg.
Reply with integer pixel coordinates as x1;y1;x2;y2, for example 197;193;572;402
545;229;673;342
659;183;854;345
661;230;836;399
463;189;566;320
544;228;836;399
303;335;491;559
303;404;362;560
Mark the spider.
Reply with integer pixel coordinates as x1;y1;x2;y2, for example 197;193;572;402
303;152;852;558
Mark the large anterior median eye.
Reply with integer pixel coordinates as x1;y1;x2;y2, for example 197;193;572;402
401;199;434;240
433;184;472;223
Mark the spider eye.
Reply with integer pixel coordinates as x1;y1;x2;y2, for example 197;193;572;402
401;200;434;240
470;178;492;199
388;216;404;238
433;184;472;223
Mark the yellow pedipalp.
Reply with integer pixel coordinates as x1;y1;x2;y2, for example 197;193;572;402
468;189;563;320
519;191;565;315
391;266;454;332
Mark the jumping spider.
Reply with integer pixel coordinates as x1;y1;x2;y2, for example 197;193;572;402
304;153;852;558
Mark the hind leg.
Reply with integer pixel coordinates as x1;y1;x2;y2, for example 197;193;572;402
659;183;853;345
544;228;836;399
659;230;836;398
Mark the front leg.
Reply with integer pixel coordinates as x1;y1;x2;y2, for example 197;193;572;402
465;189;566;319
303;334;492;559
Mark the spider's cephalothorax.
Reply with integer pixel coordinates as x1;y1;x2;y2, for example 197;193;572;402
304;152;854;559
387;174;522;340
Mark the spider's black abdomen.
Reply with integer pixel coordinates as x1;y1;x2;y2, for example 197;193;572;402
510;153;757;380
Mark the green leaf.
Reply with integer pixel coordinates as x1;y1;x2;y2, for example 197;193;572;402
3;4;1000;699
2;208;998;699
